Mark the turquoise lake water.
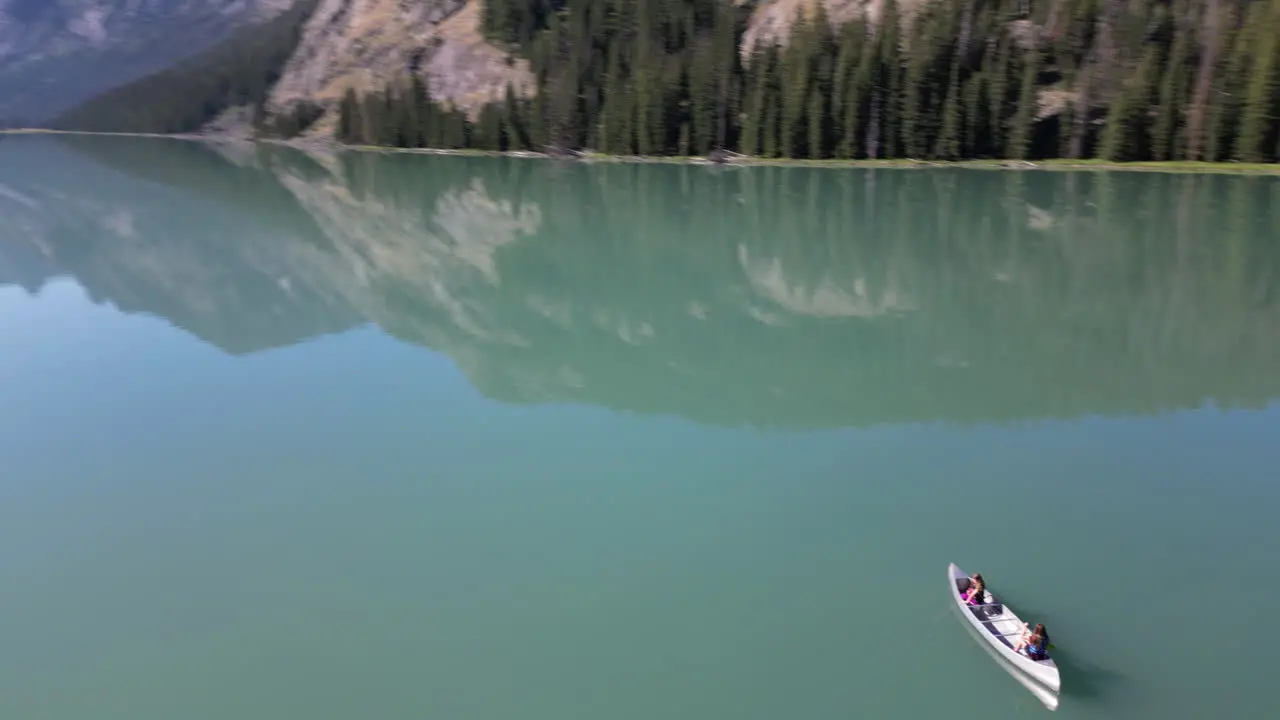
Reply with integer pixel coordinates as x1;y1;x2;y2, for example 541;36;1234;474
1;135;1278;719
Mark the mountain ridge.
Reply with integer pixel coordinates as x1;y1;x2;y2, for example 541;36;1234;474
0;0;294;121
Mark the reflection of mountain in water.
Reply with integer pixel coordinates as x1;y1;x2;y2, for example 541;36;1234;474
2;134;1279;428
0;137;358;354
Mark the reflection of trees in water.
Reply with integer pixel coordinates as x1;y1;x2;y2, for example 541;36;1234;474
8;134;1280;427
440;162;1280;426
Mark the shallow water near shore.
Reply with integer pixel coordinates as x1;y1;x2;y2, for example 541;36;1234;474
1;135;1278;719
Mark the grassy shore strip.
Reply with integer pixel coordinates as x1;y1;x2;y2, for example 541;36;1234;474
244;143;1280;174
0;128;211;141
571;154;1280;175
5;128;1279;175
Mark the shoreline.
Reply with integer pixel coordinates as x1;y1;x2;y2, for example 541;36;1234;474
4;128;1279;175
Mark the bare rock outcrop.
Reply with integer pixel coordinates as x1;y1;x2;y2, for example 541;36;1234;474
739;0;921;59
266;0;533;130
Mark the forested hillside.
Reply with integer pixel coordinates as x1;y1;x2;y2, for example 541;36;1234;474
0;0;293;122
51;0;1280;163
52;0;320;135
342;0;1280;162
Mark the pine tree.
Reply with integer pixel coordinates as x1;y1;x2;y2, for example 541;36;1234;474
338;88;360;144
711;0;740;149
634;0;658;155
1235;0;1280;162
740;45;774;155
832;20;865;158
808;87;826;159
1151;14;1190;162
1184;0;1223;161
877;0;903;158
987;38;1014;158
763;86;780;157
476;103;503;150
412;74;433;148
779;7;813;159
1101;45;1159;161
936;69;963;159
1007;48;1041;160
502;83;528;150
312;0;1280;164
689;36;716;155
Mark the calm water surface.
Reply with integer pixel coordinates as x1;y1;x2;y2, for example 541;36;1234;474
1;135;1278;719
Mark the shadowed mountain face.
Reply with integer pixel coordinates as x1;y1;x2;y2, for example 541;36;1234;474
0;0;291;122
3;134;1279;428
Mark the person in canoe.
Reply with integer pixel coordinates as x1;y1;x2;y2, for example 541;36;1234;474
1013;623;1051;660
960;573;987;605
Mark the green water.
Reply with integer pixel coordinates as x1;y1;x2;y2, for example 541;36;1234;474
1;135;1278;719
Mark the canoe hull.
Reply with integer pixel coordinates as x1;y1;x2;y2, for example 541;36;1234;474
947;563;1062;695
950;599;1061;711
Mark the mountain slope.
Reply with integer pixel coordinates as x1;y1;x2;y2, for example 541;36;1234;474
345;0;1280;162
739;0;910;58
47;0;535;137
0;0;293;122
43;0;1280;163
265;0;534;135
52;0;320;135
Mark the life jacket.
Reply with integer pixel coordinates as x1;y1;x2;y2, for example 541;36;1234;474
1026;638;1046;660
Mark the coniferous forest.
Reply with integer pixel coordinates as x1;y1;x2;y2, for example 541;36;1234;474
43;0;1280;163
341;0;1280;162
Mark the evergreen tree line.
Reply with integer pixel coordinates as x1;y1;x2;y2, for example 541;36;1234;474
346;0;1280;162
336;75;518;150
52;0;320;135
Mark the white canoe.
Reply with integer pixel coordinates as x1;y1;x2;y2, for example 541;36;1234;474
948;563;1061;694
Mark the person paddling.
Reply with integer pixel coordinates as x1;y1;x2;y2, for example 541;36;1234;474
1013;623;1051;660
960;573;987;606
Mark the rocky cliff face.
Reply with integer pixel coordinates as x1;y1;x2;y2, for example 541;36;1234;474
3;0;909;136
739;0;925;58
264;0;897;134
260;0;894;136
265;0;534;133
0;0;292;121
